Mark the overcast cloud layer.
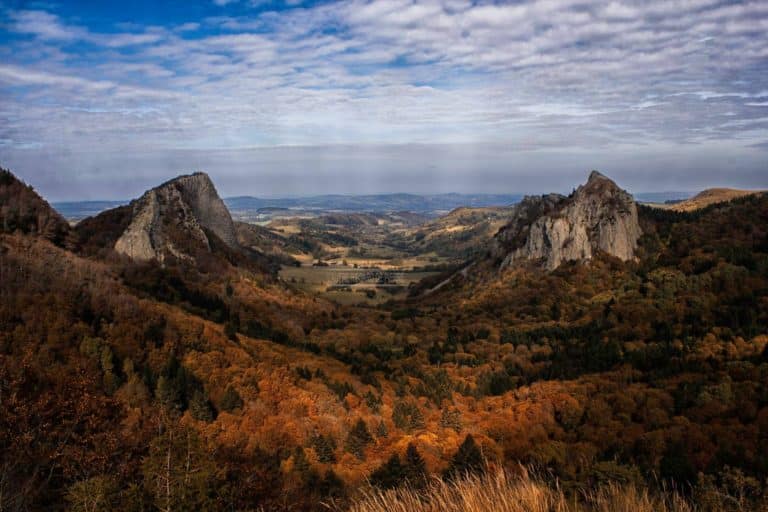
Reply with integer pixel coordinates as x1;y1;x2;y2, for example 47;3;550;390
0;0;767;200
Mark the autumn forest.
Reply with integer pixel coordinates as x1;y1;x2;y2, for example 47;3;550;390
1;167;768;511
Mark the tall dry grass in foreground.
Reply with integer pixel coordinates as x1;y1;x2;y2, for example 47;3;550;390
345;469;694;512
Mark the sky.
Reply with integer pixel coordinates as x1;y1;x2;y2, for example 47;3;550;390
0;0;767;201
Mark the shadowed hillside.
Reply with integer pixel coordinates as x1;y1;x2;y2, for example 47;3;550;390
2;168;768;511
0;168;70;246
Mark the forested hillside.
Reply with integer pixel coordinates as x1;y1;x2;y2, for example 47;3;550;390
0;168;70;246
1;168;767;511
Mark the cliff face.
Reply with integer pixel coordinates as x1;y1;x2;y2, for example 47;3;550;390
114;172;238;262
494;171;641;270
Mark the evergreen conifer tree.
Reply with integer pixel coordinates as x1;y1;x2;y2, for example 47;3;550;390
445;434;484;479
376;420;388;438
189;390;214;422
311;434;337;463
369;454;404;489
345;419;373;460
219;386;243;412
403;443;427;487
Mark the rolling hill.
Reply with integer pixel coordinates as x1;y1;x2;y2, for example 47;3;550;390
657;187;765;212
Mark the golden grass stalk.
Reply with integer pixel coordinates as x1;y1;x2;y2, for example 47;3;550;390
344;469;694;512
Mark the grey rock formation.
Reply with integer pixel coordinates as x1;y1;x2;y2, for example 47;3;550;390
114;172;238;262
494;171;641;270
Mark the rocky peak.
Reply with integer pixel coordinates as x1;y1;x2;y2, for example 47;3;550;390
588;169;608;182
165;172;238;248
494;171;641;270
114;171;238;262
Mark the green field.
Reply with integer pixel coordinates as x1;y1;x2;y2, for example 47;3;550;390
279;265;439;305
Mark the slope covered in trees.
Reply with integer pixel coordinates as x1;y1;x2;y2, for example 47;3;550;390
0;168;70;246
1;167;767;511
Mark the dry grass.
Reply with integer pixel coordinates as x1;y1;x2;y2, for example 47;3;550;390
665;188;765;212
344;469;694;512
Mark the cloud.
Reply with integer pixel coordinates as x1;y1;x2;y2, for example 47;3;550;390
1;1;767;198
8;9;164;47
175;22;201;32
9;10;85;40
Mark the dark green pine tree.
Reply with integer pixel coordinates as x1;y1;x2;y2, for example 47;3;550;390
440;408;462;432
219;386;244;412
428;341;443;365
292;446;321;491
293;446;311;474
319;469;345;498
403;443;427;487
155;375;182;411
311;433;337;463
345;419;373;460
445;434;485;480
375;420;388;438
369;453;404;489
364;390;381;413
189;390;215;422
392;402;409;430
409;406;425;431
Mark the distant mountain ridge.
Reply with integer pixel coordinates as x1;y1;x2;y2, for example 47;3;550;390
53;200;128;222
53;192;699;222
633;191;693;203
54;193;523;222
225;193;524;215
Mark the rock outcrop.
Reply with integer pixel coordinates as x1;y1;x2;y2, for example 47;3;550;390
114;172;238;262
494;171;641;270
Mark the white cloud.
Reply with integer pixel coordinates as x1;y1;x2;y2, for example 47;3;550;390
9;9;166;47
10;10;85;40
1;0;767;198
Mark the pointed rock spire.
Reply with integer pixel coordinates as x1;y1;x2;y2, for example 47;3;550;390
494;171;641;270
114;171;238;262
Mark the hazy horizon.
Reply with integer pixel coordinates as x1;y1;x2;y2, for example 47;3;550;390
2;1;767;201
45;183;738;206
9;154;768;202
29;160;768;203
28;168;768;204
